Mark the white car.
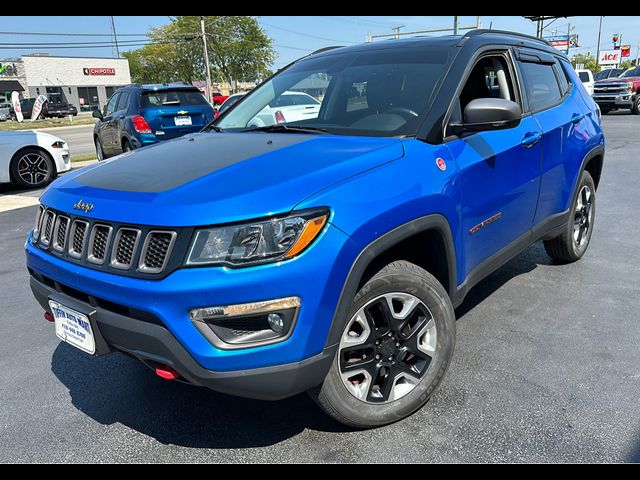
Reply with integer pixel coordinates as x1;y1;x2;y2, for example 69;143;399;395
576;69;595;96
0;131;70;189
248;91;321;127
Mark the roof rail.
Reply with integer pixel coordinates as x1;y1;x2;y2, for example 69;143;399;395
311;45;344;55
462;29;551;46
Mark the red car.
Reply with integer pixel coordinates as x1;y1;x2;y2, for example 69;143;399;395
211;91;229;106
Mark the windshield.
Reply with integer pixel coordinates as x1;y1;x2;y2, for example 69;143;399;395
141;89;208;108
213;46;451;137
621;67;640;78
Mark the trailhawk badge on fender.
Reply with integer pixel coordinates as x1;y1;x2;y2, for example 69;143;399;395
72;199;94;214
436;157;447;171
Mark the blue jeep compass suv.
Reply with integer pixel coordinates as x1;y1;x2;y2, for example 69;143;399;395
92;83;214;160
27;31;604;428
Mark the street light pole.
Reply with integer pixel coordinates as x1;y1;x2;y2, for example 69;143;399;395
453;16;459;35
596;16;604;70
201;17;213;103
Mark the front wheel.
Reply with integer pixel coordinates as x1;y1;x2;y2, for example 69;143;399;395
631;95;640;115
9;148;56;189
309;260;456;428
95;137;105;161
544;170;596;262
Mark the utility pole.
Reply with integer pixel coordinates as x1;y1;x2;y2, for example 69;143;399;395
201;17;213;102
635;42;639;67
110;16;119;57
596;16;604;70
392;25;405;39
567;23;574;56
453;16;459;35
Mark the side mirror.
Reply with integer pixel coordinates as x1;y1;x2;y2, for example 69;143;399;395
452;98;522;134
92;109;103;120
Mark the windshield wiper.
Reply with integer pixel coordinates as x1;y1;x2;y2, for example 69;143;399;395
242;124;328;134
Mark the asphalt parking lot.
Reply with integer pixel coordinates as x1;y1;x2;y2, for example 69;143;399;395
0;112;639;463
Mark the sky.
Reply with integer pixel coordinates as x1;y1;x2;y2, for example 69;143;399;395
0;16;638;70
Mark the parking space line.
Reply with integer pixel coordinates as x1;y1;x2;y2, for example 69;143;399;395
0;194;40;213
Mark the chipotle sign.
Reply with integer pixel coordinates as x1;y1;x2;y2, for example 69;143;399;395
83;67;116;76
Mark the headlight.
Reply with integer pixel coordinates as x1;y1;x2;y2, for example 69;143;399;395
186;209;329;267
627;82;635;93
51;141;66;149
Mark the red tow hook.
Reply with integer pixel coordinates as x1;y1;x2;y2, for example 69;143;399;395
155;364;181;381
44;312;54;322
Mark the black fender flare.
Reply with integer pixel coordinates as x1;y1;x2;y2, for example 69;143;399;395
324;214;457;348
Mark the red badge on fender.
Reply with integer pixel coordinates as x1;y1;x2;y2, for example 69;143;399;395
436;157;446;171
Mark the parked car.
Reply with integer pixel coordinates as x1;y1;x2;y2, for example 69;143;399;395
594;68;625;81
592;65;640;114
27;30;604;428
92;83;214;160
0;131;70;189
247;91;321;127
46;101;78;118
214;92;245;119
575;69;595;95
9;98;48;121
0;102;11;121
211;91;229;106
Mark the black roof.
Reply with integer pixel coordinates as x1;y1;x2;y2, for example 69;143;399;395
309;30;557;59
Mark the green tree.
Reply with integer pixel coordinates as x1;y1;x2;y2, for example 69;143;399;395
123;16;275;91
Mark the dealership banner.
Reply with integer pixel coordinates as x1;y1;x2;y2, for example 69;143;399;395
11;91;22;122
31;94;48;121
599;50;622;65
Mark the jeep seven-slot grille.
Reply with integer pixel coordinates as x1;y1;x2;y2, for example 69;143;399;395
34;208;179;277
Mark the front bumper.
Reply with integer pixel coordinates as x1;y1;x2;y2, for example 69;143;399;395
26;223;359;399
51;148;71;173
593;92;635;108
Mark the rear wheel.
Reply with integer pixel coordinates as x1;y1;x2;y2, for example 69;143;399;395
9;148;55;189
122;139;132;152
309;260;455;428
544;170;596;262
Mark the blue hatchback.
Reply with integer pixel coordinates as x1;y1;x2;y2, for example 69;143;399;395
29;30;604;428
92;83;214;160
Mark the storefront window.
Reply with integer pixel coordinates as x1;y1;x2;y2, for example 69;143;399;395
77;86;99;112
46;86;67;105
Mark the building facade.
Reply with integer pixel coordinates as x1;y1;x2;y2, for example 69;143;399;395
0;55;131;111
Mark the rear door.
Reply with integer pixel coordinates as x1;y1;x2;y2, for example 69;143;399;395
139;88;213;140
515;50;584;224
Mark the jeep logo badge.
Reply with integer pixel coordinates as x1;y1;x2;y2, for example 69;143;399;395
73;199;94;214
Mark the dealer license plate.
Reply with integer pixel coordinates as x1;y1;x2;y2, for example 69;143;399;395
49;300;95;355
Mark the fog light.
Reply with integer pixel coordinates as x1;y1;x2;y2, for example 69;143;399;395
268;313;284;334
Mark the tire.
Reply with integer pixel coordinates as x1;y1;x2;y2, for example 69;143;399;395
95;137;106;161
631;95;640;115
599;108;611;115
9;147;56;189
544;170;596;262
309;260;456;428
122;139;132;152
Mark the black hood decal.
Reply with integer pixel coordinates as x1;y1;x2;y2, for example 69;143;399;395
76;133;313;193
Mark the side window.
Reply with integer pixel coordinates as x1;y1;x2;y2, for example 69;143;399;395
519;61;562;112
116;92;130;112
454;54;517;124
555;61;572;95
104;93;120;116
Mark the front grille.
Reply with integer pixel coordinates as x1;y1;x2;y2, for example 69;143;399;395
69;220;89;259
40;211;56;247
139;231;176;273
34;207;182;278
87;224;112;265
594;83;628;94
110;228;141;270
52;216;69;252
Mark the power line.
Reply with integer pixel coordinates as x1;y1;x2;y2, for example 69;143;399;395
259;20;356;44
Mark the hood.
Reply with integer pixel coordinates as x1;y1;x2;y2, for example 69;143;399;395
595;76;638;84
41;131;404;226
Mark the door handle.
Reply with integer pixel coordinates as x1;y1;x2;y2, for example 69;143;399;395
571;113;585;124
521;131;542;148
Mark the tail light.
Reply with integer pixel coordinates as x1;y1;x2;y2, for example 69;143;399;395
132;115;152;134
274;110;286;124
